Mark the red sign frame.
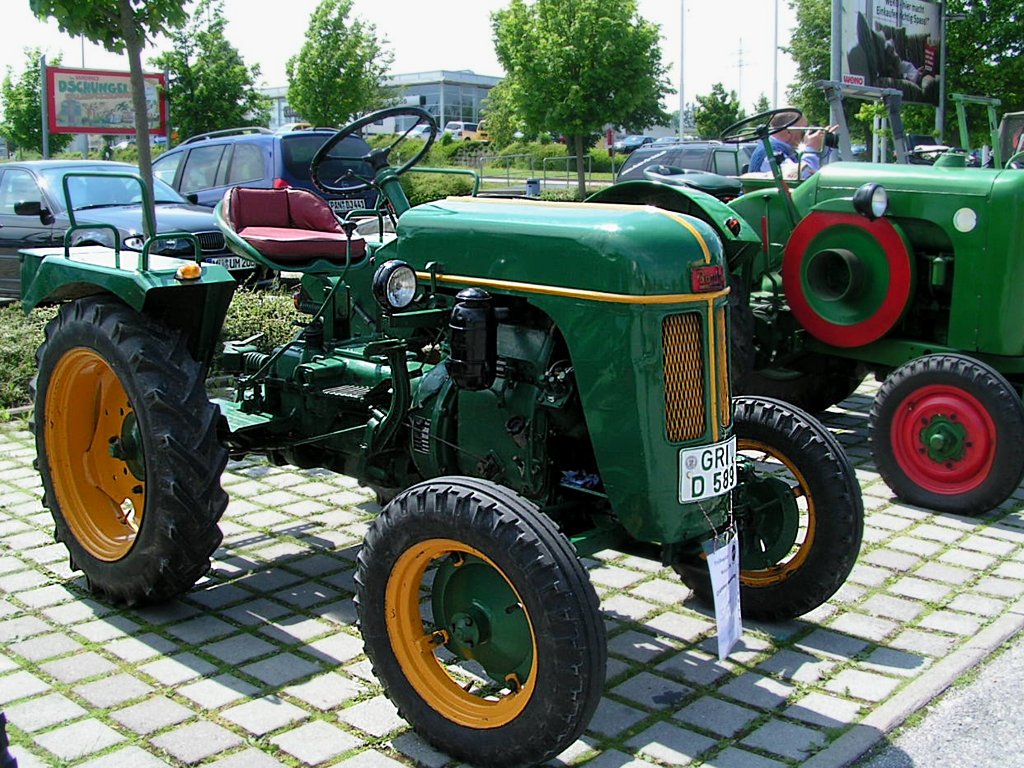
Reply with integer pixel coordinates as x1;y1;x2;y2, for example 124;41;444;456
46;66;167;135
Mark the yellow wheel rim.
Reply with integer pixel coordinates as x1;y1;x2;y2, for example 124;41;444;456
737;438;816;587
385;538;538;729
44;349;145;561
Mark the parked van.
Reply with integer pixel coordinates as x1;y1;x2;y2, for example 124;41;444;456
444;121;483;141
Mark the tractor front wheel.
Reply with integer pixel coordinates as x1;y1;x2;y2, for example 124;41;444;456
677;396;863;621
356;477;605;768
870;354;1024;514
33;297;227;605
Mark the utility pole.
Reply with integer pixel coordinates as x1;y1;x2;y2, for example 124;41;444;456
772;0;779;108
737;39;745;108
679;0;685;139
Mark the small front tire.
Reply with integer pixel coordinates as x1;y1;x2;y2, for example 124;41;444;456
356;477;606;768
678;396;863;621
870;353;1024;514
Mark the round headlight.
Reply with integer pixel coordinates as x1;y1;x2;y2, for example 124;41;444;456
853;183;888;220
372;260;417;311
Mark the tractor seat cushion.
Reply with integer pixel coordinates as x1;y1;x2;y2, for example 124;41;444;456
225;187;365;264
236;227;361;262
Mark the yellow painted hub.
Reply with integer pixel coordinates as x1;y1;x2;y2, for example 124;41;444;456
738;439;816;587
385;538;538;728
44;349;145;562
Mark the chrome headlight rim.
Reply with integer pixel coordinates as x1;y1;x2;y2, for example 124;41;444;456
372;259;417;312
853;183;888;220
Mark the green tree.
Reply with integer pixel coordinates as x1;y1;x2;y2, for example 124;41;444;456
1;48;73;157
151;0;269;141
783;0;831;126
286;0;394;128
30;0;188;225
943;0;1024;143
479;80;524;148
493;0;672;196
752;94;772;115
693;83;744;138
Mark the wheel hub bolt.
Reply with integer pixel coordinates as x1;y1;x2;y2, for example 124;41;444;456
450;613;482;648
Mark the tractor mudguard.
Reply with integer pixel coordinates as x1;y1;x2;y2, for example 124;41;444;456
20;246;236;367
587;180;760;268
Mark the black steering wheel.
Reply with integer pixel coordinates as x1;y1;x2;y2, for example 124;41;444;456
310;106;438;194
720;108;802;144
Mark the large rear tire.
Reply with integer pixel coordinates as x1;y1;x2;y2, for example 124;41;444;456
33;297;227;605
356;477;605;768
870;353;1024;514
678;397;863;621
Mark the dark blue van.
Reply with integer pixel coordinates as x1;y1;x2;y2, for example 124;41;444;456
152;127;377;212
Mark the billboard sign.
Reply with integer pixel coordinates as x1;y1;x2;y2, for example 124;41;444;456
840;0;942;105
46;67;166;134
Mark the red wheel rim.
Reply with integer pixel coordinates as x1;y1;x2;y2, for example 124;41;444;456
783;212;912;348
889;384;996;495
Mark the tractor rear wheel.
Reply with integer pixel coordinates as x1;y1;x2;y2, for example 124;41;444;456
33;297;227;605
870;354;1024;515
356;477;605;768
677;397;863;621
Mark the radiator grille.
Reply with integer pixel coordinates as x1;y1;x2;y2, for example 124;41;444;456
663;313;706;442
716;306;731;429
195;231;226;252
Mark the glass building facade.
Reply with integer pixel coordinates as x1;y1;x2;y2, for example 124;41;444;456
260;70;501;132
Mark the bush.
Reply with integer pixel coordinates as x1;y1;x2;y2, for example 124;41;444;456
539;187;603;202
400;171;475;206
214;288;298;370
0;290;302;412
0;303;56;411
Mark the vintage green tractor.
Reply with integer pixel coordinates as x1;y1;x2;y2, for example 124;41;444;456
592;106;1024;516
20;107;862;767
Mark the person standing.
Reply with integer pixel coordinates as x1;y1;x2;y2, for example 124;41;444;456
747;112;835;179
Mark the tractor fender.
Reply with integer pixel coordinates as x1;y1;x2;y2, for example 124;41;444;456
587;180;760;269
20;247;236;367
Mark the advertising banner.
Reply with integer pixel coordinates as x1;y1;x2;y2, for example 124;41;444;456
46;67;167;134
840;0;942;105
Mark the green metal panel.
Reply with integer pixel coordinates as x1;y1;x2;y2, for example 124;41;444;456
529;294;732;544
395;198;725;296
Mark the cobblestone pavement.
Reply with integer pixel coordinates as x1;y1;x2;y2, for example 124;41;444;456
2;383;1024;768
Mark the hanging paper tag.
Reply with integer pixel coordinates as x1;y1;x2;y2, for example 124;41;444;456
703;528;742;661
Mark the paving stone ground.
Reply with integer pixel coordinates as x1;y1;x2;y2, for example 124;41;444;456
2;381;1024;767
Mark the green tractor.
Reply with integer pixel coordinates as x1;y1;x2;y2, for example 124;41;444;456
593;106;1024;516
20;107;862;767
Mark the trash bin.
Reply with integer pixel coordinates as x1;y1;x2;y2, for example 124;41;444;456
525;178;541;197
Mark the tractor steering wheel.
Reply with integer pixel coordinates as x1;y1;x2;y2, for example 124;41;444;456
720;108;802;144
310;106;438;194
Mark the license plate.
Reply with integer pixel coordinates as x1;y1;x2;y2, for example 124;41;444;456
329;198;362;211
678;436;737;503
205;256;251;271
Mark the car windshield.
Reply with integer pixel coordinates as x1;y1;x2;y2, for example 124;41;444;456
281;135;374;188
39;166;186;211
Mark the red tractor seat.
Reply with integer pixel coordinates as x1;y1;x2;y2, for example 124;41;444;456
222;187;365;264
